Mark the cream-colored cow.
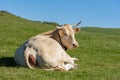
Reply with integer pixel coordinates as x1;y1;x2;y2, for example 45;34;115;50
14;22;81;71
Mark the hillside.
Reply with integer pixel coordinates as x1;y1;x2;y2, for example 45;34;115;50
0;11;55;56
0;11;120;80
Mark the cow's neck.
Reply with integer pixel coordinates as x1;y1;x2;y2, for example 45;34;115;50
50;29;67;51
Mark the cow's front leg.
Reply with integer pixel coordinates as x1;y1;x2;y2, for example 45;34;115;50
71;57;79;61
62;63;78;71
63;63;74;71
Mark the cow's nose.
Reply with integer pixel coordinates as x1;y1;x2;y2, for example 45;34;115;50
72;43;78;48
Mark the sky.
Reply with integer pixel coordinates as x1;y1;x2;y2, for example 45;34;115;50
0;0;120;28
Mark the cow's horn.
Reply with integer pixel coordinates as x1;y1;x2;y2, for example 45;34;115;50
72;21;82;27
56;24;63;29
56;25;62;29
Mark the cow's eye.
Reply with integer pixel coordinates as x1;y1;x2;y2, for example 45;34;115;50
64;33;69;37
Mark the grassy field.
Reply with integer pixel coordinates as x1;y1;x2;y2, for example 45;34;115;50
0;11;120;80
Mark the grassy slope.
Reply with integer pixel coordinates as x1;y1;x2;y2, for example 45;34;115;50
0;11;120;80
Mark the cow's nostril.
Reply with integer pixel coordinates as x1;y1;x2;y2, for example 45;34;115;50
73;44;75;46
72;44;77;47
72;43;78;48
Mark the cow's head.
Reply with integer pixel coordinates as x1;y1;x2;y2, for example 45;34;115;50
57;21;81;50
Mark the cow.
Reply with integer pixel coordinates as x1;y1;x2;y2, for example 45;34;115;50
14;21;81;71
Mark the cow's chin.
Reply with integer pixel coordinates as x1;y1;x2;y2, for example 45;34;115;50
63;46;68;51
64;44;75;50
67;44;79;50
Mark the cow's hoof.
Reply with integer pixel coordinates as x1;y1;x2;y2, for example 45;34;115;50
74;64;79;69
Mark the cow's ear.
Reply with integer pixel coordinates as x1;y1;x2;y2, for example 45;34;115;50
58;28;66;36
73;28;81;33
58;29;64;36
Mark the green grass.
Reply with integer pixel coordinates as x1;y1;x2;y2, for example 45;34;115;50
0;11;120;80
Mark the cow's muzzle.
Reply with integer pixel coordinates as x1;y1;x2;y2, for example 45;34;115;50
72;42;78;48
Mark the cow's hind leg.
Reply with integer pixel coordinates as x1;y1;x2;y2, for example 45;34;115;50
43;63;66;71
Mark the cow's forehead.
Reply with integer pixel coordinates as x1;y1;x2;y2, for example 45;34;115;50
62;24;74;34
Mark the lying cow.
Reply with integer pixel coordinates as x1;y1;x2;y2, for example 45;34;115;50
14;22;81;71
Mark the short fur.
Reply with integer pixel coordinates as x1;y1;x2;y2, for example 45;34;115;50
14;24;80;71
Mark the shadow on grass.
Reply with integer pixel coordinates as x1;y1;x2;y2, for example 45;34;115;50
0;57;16;67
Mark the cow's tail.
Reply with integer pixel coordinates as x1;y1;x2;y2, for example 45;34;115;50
24;46;37;69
